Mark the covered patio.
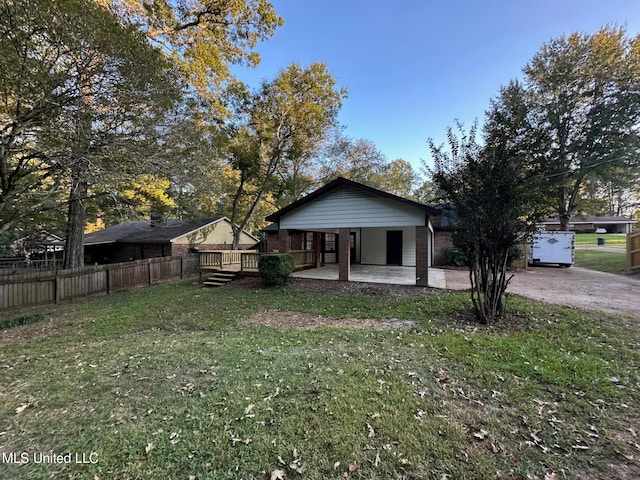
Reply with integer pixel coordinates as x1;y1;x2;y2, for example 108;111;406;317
292;264;447;288
264;177;441;287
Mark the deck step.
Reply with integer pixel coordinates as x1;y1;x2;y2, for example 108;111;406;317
202;270;238;288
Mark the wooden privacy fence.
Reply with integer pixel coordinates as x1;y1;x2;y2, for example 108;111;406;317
628;231;640;271
0;255;199;310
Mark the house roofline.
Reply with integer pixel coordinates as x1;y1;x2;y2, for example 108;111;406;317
168;216;262;242
266;177;440;222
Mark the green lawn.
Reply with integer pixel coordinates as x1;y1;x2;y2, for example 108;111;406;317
574;249;628;274
1;279;639;479
574;232;627;247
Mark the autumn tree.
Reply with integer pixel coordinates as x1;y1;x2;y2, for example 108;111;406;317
102;0;283;115
226;62;346;248
0;0;81;235
517;26;640;230
0;0;183;267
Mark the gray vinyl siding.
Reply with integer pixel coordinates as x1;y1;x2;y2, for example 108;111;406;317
279;185;426;230
360;227;417;266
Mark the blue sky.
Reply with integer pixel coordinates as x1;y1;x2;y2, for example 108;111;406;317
233;0;640;173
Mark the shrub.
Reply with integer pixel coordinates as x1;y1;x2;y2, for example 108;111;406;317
443;245;468;266
0;313;45;330
259;253;294;286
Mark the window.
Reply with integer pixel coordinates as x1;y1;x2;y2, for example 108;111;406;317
303;232;314;251
324;233;336;252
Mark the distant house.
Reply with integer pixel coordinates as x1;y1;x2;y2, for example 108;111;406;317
83;216;258;264
539;215;636;234
264;177;440;286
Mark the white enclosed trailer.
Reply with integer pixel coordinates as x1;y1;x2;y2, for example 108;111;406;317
528;231;575;267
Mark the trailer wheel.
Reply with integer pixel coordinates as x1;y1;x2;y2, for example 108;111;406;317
560;263;571;268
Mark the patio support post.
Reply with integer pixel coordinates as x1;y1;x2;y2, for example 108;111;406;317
338;228;350;281
278;229;289;253
416;225;429;286
313;232;322;268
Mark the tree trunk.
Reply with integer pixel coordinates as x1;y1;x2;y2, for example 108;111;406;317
63;176;87;269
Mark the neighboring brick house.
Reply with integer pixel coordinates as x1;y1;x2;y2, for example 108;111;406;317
264;177;440;286
83;216;258;264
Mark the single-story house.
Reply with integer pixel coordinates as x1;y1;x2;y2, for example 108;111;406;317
83;216;258;264
264;177;440;286
539;215;636;234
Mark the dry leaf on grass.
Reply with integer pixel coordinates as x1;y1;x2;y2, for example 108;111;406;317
348;461;359;472
270;469;286;480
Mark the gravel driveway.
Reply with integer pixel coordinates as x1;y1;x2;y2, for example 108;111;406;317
444;266;640;319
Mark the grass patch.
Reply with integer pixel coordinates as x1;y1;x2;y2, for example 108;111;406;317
1;279;639;479
574;249;628;273
574;233;627;247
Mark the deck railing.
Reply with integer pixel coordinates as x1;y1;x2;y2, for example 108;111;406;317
241;252;260;271
199;250;314;272
290;250;315;267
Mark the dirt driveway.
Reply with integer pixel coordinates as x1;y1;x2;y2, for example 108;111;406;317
444;266;640;319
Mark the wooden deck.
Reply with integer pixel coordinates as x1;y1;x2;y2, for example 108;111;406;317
198;250;315;274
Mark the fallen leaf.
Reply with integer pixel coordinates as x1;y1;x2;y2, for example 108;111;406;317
367;423;375;438
270;469;286;480
571;444;589;450
333;461;340;470
15;403;29;414
145;443;154;454
544;472;558;480
348;461;359;472
473;429;488;440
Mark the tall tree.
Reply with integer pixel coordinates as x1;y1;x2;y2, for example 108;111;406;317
227;62;346;248
370;158;418;198
102;0;283;115
521;26;640;230
317;135;387;185
0;0;182;267
0;0;82;235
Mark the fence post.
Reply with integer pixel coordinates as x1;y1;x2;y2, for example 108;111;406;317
148;259;152;286
180;256;184;279
54;270;60;304
107;267;112;294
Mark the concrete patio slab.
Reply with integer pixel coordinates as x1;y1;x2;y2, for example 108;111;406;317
292;264;447;289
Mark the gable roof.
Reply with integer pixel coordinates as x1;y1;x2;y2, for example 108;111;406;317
266;177;440;222
84;217;226;246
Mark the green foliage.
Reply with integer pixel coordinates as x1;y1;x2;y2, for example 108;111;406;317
0;313;44;330
442;246;468;266
0;0;182;269
429;122;548;324
105;0;283;114
513;26;640;229
226;63;346;248
258;253;294;286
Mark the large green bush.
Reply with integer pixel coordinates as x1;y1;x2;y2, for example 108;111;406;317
259;253;294;286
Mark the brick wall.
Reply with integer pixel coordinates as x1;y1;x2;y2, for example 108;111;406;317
433;231;453;266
